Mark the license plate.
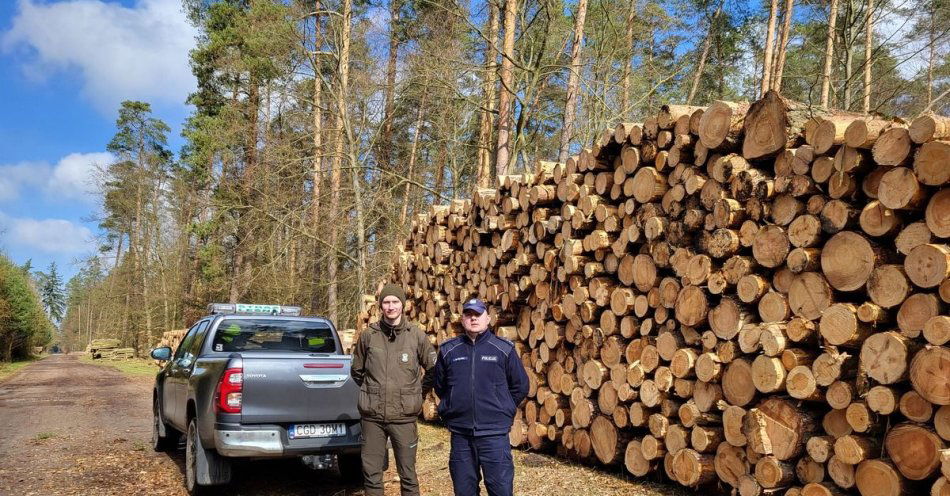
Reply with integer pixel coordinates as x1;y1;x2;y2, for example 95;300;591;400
289;423;346;439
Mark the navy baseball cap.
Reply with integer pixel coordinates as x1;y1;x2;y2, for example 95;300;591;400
462;298;487;314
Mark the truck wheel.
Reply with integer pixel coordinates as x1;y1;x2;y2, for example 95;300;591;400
152;399;179;452
337;453;363;484
186;418;231;494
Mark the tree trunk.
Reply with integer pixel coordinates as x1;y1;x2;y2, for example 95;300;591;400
821;0;840;108
557;0;589;165
141;217;153;352
863;0;872;113
310;1;323;313
772;0;794;92
327;0;352;326
495;0;517;177
928;2;935;106
347;122;366;305
133;148;152;355
687;1;723;105
434;145;447;198
477;1;500;188
400;93;426;225
843;0;854;110
761;0;779;96
381;0;400;173
621;0;636;114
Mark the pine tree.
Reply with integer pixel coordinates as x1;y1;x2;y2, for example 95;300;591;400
37;262;66;324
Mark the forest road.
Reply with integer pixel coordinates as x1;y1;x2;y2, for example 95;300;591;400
0;354;364;495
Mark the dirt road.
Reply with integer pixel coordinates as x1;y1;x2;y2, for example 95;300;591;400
0;355;681;496
0;354;361;496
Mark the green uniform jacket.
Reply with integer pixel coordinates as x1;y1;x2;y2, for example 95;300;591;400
351;319;437;423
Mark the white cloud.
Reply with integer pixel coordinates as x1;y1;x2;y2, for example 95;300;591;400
0;161;49;202
0;215;93;255
0;152;112;205
46;152;112;203
2;0;198;113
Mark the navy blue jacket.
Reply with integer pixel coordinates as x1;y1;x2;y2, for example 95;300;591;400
434;331;530;436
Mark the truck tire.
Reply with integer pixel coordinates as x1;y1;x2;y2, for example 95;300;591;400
152;399;179;452
186;418;231;494
337;453;363;484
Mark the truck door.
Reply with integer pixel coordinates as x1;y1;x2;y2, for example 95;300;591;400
165;321;206;429
178;320;212;421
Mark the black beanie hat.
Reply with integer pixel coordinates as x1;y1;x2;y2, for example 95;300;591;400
378;283;406;308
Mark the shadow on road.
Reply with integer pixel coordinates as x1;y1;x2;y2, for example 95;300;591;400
162;445;365;495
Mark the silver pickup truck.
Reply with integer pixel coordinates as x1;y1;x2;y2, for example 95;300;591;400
149;303;361;494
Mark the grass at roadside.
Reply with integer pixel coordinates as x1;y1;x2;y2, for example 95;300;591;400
79;353;160;378
0;355;44;382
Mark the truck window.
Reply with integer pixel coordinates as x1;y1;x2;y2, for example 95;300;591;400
174;322;202;361
185;320;210;358
211;319;337;353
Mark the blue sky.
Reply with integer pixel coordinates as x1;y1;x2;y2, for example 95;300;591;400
0;0;198;281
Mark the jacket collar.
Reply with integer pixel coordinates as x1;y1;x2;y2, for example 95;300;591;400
463;329;492;345
373;317;409;340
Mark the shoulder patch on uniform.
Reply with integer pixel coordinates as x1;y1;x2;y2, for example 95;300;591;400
487;337;513;357
439;337;464;357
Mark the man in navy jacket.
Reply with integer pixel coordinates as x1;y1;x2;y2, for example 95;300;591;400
434;298;529;496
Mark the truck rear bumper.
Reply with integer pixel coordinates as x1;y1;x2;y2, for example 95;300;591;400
213;422;361;458
214;428;284;457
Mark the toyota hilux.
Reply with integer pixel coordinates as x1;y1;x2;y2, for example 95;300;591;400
149;303;361;494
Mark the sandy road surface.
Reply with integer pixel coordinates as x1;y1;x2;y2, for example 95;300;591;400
0;354;361;495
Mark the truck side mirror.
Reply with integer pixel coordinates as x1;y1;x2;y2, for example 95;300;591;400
150;347;172;361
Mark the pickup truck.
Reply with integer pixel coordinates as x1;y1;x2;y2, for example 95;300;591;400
149;303;362;494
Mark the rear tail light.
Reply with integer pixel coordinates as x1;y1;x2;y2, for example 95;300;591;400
215;366;243;413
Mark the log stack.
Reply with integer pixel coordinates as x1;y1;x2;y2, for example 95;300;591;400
151;329;187;365
155;329;186;352
359;93;950;496
86;338;121;359
97;347;135;360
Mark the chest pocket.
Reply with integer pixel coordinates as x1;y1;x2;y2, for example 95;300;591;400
445;354;467;385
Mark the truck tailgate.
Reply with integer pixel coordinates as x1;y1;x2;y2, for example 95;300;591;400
239;353;359;424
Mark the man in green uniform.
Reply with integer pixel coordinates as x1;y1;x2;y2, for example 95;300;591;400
351;284;437;496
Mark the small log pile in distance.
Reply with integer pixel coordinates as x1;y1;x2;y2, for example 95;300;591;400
86;338;121;359
358;90;950;496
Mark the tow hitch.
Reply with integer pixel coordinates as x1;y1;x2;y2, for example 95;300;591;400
301;454;335;470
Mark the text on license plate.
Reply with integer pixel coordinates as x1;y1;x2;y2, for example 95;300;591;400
290;423;346;439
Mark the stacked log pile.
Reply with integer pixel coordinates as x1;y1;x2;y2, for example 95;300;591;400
339;328;357;353
97;347;135;360
361;91;950;496
86;338;121;359
155;329;187;353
